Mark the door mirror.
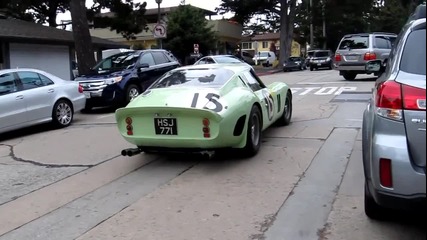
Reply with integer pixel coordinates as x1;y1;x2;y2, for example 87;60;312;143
365;60;385;74
138;63;149;72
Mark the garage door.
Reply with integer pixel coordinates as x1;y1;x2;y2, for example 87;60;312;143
9;43;71;80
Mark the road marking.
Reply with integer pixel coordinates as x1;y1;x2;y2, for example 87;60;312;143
291;86;358;96
296;81;349;85
96;114;114;119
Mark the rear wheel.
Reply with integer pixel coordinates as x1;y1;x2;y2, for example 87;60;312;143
364;182;387;220
343;72;357;80
243;106;262;157
277;92;292;126
310;66;314;71
52;100;73;128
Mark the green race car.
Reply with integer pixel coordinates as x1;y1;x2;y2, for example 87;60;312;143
116;63;292;157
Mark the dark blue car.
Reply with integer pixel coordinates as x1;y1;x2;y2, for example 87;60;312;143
74;49;180;111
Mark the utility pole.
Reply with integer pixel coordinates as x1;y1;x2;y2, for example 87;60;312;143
155;0;163;49
309;0;314;49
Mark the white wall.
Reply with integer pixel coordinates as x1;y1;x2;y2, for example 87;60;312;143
9;43;71;80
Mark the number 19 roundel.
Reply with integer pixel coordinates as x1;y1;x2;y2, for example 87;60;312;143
262;89;275;121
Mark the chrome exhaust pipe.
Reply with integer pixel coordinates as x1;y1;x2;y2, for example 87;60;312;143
121;148;142;157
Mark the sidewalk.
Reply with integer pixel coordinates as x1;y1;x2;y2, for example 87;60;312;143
254;66;283;76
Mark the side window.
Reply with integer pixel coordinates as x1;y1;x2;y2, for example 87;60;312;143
241;71;263;91
139;53;156;66
17;71;44;90
196;59;207;65
205;58;216;64
38;74;54;86
0;73;18;96
152;52;170;64
375;36;391;49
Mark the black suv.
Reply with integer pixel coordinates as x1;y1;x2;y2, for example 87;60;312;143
74;49;180;110
308;50;334;71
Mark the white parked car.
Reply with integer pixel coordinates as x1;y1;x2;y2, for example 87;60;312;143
253;51;277;67
0;68;86;134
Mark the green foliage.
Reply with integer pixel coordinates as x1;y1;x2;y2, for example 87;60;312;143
164;5;218;62
88;0;149;40
216;0;279;25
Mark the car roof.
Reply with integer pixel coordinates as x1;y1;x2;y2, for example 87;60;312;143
173;63;252;73
0;68;49;75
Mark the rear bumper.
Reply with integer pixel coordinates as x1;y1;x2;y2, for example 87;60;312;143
367;132;426;210
334;62;366;72
310;61;332;68
72;96;86;112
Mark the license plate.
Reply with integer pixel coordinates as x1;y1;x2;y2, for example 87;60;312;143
346;55;358;60
84;92;91;99
154;118;178;135
317;63;322;66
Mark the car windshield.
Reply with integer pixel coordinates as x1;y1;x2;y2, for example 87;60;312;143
149;68;236;89
288;57;301;62
214;56;243;63
259;52;270;57
92;52;139;71
338;36;369;49
314;51;330;57
400;29;426;75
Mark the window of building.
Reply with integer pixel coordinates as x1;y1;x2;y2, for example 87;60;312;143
262;41;269;48
242;42;252;50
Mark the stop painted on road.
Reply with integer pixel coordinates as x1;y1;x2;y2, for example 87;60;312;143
290;86;357;96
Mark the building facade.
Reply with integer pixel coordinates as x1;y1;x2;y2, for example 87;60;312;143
89;6;243;54
241;32;301;57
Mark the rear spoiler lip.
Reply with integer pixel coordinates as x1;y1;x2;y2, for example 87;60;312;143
115;106;224;122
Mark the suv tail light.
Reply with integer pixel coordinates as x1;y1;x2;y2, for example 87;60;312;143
376;81;426;121
78;85;83;93
364;52;377;61
335;54;342;62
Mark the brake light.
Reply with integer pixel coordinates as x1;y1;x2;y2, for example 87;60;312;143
335;54;342;62
402;85;426;111
126;117;133;135
375;81;403;121
364;52;377;61
379;158;393;188
202;118;210;138
78;85;83;93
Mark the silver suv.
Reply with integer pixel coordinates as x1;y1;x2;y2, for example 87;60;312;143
362;18;426;219
334;32;397;80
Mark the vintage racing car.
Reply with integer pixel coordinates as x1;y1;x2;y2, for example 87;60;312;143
116;64;293;158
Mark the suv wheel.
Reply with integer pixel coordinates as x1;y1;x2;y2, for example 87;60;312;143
343;72;357;80
126;84;141;103
364;182;387;220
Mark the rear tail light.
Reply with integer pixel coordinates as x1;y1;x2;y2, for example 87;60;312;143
202;118;210;138
379;158;393;188
78;85;83;93
376;81;426;120
402;85;426;111
335;54;342;62
126;117;133;135
364;52;377;61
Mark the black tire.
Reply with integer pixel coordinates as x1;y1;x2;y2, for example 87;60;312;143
364;182;387;220
277;92;292;126
52;99;73;128
310;66;314;71
343;72;357;80
243;106;262;157
125;84;141;103
83;103;92;112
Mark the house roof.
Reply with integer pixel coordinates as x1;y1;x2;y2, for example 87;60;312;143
98;5;216;19
251;32;280;41
0;18;127;48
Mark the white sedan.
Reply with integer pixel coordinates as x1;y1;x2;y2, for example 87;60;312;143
0;68;86;134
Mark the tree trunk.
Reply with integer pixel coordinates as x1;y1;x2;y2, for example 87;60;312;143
278;0;297;66
70;0;96;76
47;0;59;27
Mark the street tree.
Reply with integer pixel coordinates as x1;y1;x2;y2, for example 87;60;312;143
217;0;298;66
164;5;217;63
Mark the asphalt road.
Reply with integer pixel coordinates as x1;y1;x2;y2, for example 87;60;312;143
0;69;425;240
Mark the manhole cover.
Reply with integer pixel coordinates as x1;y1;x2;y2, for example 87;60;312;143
330;91;371;103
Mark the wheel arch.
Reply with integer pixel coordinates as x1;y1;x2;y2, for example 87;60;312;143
53;97;74;113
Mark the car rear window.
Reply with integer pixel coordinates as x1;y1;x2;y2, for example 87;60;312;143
338;36;369;49
149;68;236;89
400;29;426;75
313;51;330;57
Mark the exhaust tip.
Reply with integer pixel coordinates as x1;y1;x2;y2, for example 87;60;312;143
121;150;128;156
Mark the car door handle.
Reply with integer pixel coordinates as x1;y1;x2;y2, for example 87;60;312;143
48;89;54;93
16;95;24;100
